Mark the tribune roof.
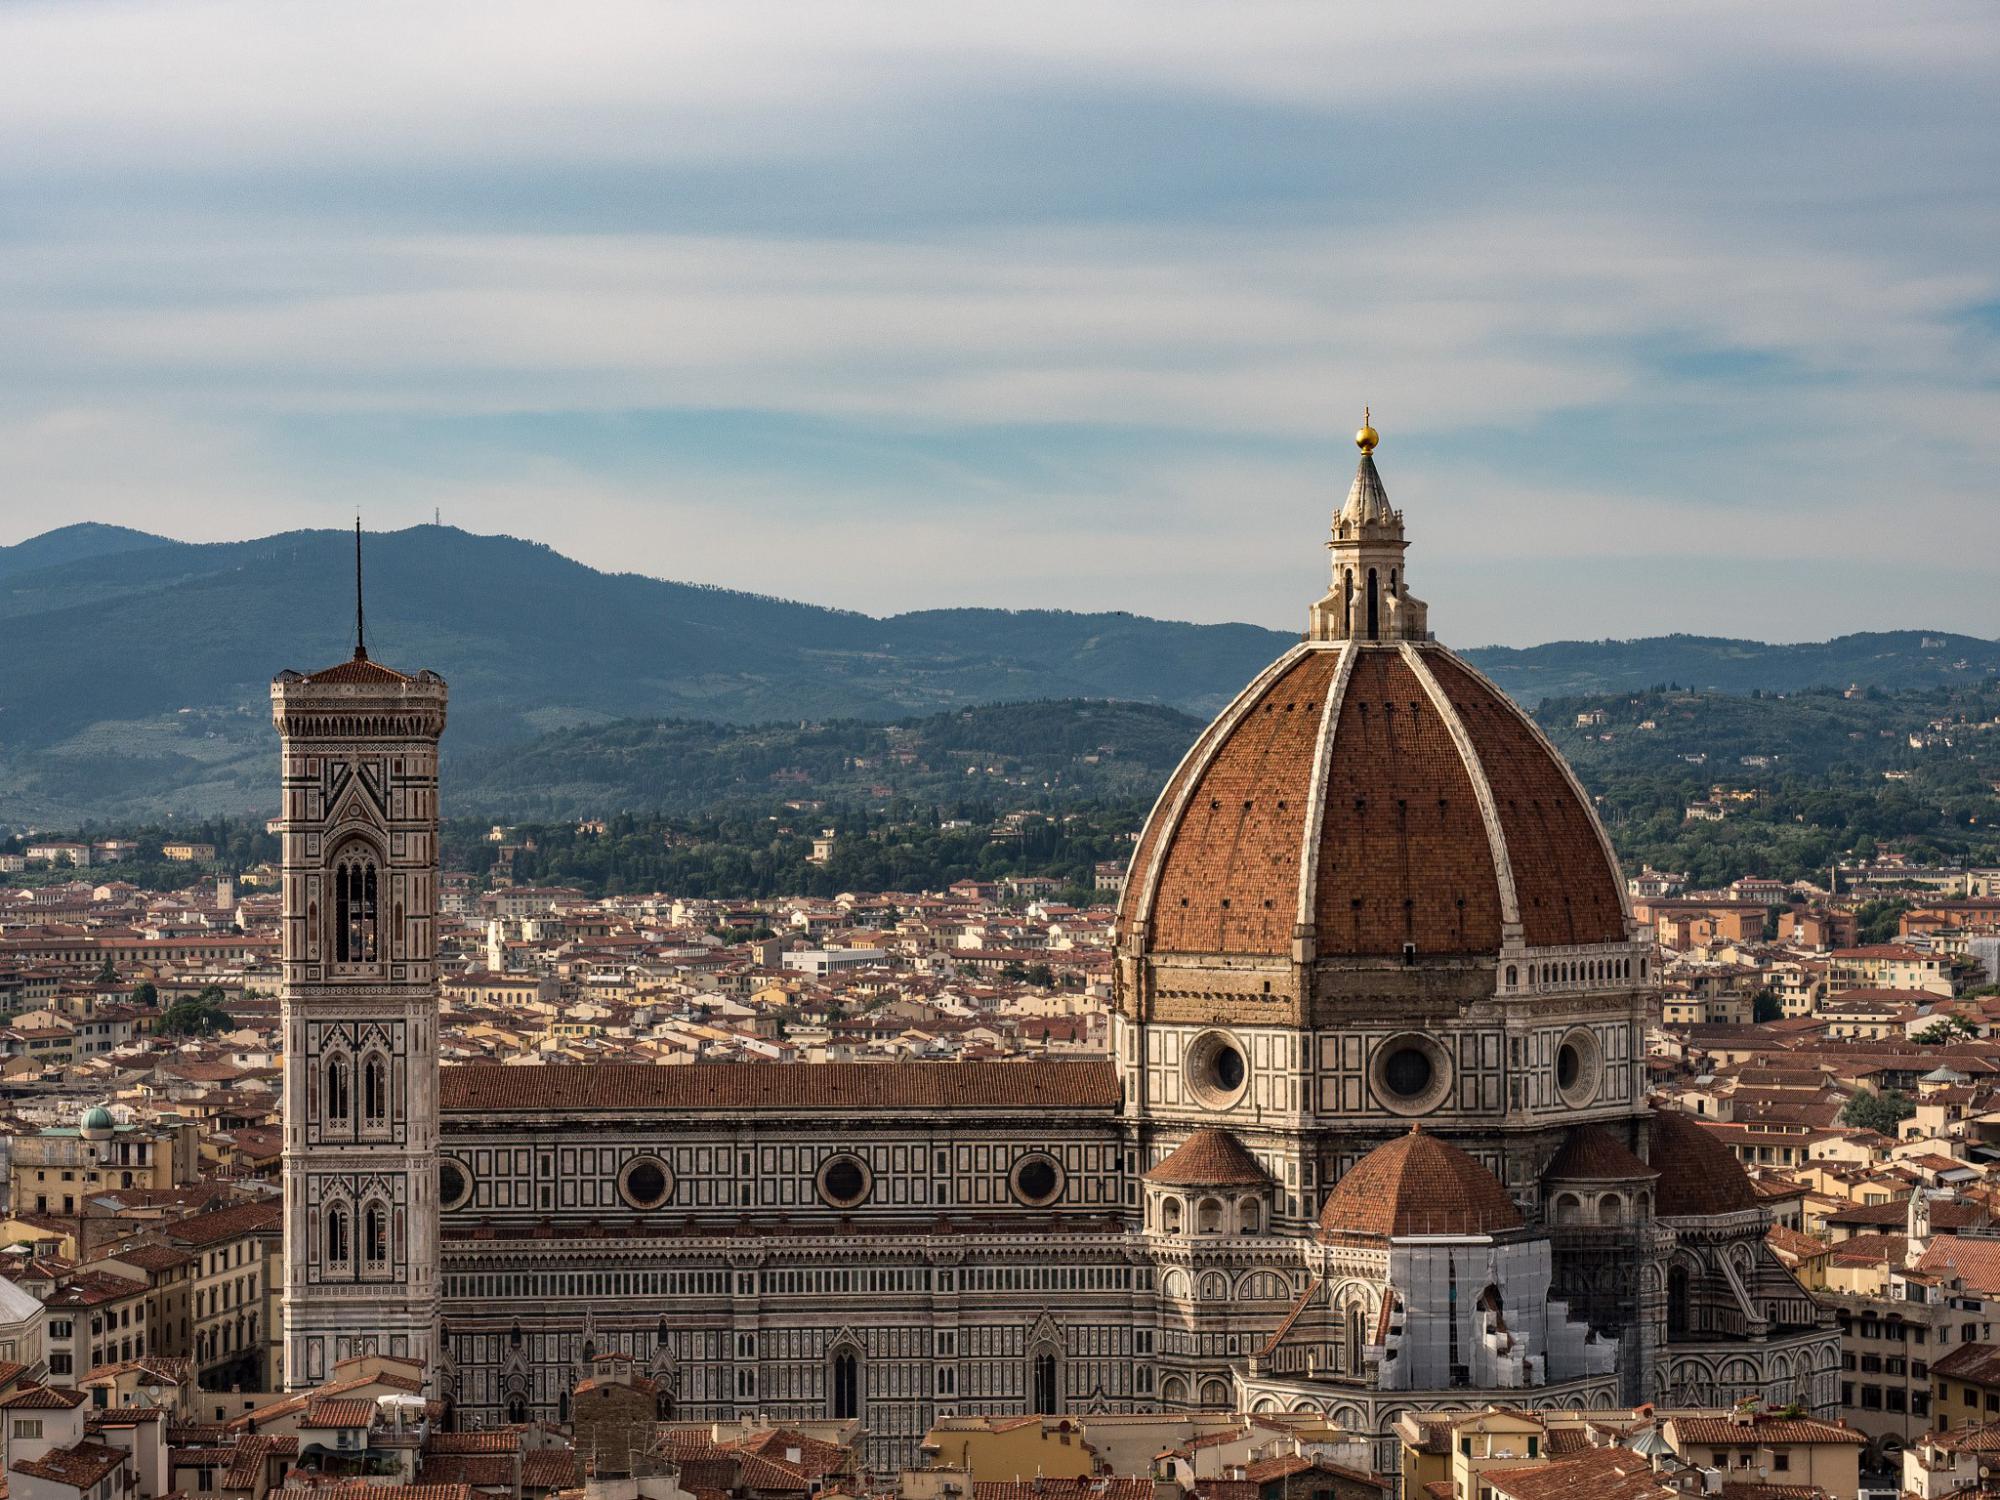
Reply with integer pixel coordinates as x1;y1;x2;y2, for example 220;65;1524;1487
439;1059;1119;1114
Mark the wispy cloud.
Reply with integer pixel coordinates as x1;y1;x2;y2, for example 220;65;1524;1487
0;0;1995;644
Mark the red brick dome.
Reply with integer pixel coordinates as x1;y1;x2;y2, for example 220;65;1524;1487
1317;1126;1524;1241
1648;1106;1759;1216
1117;640;1627;960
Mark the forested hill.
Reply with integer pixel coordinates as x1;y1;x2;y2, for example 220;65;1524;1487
1536;681;2000;886
0;519;1994;822
447;699;1206;818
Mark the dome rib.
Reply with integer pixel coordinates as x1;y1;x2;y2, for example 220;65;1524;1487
1291;640;1357;943
1401;642;1520;935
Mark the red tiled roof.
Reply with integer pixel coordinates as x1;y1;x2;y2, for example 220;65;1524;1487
11;1441;127;1489
1649;1108;1759;1216
1319;1127;1524;1240
1668;1416;1864;1446
297;655;415;687
301;1398;375;1429
1144;1129;1271;1186
1544;1124;1659;1183
439;1060;1118;1113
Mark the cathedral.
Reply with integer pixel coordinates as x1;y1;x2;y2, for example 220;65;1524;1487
274;424;1838;1471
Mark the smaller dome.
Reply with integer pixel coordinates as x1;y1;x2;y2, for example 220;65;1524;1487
1319;1127;1524;1241
1143;1129;1271;1187
79;1106;115;1140
1648;1107;1758;1216
1543;1124;1660;1184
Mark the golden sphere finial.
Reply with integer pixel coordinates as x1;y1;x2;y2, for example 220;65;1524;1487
1355;405;1379;454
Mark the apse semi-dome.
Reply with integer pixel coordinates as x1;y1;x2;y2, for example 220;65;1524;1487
1117;427;1629;972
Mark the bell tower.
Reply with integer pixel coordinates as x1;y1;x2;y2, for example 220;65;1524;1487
1308;411;1430;643
273;527;447;1389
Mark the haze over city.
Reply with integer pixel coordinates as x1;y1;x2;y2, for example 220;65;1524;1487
2;1;1997;644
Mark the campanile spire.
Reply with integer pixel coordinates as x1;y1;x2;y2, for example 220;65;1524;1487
353;517;368;661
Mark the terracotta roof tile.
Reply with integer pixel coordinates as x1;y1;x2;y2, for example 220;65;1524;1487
1649;1108;1759;1216
1319;1127;1524;1240
1544;1124;1660;1183
1144;1129;1272;1186
439;1059;1118;1114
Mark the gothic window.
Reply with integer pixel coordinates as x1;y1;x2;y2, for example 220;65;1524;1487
1344;1304;1365;1374
333;851;379;964
1366;568;1379;640
831;1348;861;1420
557;1391;570;1424
506;1396;528;1424
325;1205;349;1266
1669;1263;1693;1339
1030;1348;1060;1414
325;1056;350;1123
364;1203;389;1269
362;1055;388;1125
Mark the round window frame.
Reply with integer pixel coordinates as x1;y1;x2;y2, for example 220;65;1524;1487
438;1156;474;1213
1184;1029;1251;1110
1370;1032;1453;1116
1554;1026;1603;1109
618;1154;675;1211
1009;1152;1066;1207
816;1153;874;1209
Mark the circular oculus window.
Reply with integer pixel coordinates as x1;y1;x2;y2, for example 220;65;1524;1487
618;1155;674;1211
1371;1032;1453;1116
817;1154;872;1209
438;1157;473;1212
1010;1153;1065;1207
1555;1027;1603;1108
1185;1030;1250;1109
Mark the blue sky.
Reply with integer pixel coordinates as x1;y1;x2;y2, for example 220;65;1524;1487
0;1;1995;646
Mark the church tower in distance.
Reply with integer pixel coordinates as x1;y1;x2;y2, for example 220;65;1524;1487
273;539;447;1389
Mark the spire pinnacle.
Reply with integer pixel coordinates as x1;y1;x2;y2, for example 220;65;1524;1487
1356;406;1379;454
353;516;368;661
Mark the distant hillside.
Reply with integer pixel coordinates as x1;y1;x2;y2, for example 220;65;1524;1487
1469;631;2000;700
0;519;1991;822
0;523;173;580
448;699;1206;818
1536;681;2000;886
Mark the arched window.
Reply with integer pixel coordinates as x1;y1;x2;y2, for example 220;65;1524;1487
1344;1303;1365;1374
1668;1264;1692;1339
1238;1197;1262;1234
506;1395;528;1425
557;1390;570;1424
334;851;379;964
1196;1197;1223;1234
1389;567;1398;597
363;1055;388;1125
1031;1348;1060;1414
325;1056;350;1123
364;1203;389;1268
1599;1194;1624;1226
325;1204;349;1265
831;1348;861;1419
1162;1198;1183;1235
509;1322;522;1349
1366;568;1379;640
1554;1192;1582;1225
1199;1377;1231;1410
1342;568;1353;627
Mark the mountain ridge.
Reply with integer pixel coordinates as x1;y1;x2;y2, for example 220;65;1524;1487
0;521;1994;824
